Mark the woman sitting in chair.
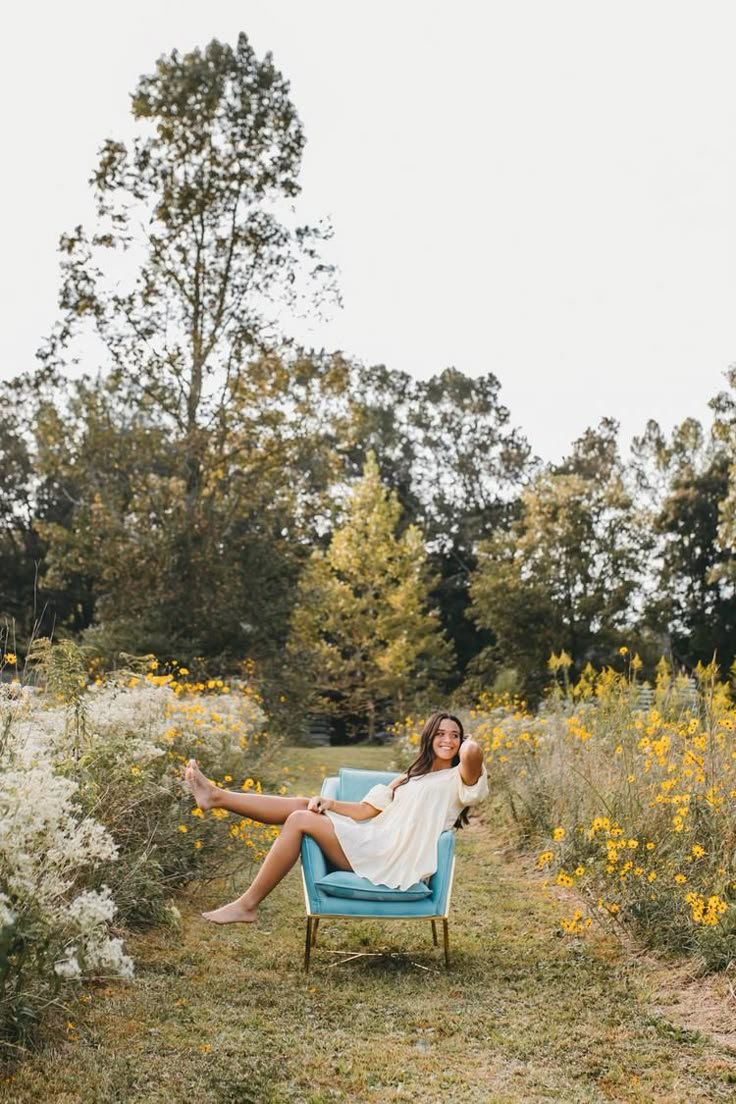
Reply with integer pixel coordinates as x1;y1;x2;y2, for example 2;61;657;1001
184;710;488;924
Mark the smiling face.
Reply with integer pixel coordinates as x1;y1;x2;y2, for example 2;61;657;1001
431;717;462;767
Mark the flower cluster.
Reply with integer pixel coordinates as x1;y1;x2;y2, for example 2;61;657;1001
470;658;736;967
0;647;276;1053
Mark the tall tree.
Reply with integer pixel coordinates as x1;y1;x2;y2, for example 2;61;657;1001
43;33;333;450
631;412;736;669
33;35;341;663
469;420;642;698
0;387;43;639
344;364;533;682
287;453;454;738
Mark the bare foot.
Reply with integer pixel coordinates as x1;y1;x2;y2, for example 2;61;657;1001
183;758;220;811
201;900;258;924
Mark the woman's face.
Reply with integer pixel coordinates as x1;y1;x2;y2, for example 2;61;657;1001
431;718;462;765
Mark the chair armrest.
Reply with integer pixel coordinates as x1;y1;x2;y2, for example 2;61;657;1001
301;776;338;891
427;830;455;914
301;835;329;884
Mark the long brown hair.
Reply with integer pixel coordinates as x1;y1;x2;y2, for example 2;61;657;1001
395;710;470;828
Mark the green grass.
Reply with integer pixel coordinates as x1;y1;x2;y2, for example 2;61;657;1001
2;746;735;1103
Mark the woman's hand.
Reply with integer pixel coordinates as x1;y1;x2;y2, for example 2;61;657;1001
459;737;484;784
307;796;335;814
460;737;482;759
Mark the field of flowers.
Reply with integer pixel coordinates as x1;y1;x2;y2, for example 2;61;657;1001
0;643;283;1057
395;654;736;971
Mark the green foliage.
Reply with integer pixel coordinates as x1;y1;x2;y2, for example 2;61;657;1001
4;29;736;697
287;453;454;737
0;396;44;638
30;33;342;673
344;365;532;685
469;420;643;699
633;408;736;671
43;33;334;408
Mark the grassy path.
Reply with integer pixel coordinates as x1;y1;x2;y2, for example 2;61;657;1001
3;746;736;1103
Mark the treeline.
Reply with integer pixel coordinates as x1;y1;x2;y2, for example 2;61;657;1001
1;32;736;731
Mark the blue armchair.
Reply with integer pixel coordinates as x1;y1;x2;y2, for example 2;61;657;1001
300;767;456;971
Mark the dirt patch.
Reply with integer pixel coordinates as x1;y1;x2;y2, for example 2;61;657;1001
649;960;736;1052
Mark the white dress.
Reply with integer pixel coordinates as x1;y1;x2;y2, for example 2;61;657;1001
325;763;489;891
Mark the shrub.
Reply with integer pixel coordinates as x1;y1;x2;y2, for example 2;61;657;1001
0;646;279;1057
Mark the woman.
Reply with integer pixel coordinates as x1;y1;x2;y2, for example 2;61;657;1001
184;711;488;924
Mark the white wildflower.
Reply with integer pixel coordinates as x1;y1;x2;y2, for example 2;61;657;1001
66;886;116;929
82;934;134;978
54;946;82;979
0;891;15;930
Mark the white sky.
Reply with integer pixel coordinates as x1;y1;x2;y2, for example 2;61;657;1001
3;0;736;461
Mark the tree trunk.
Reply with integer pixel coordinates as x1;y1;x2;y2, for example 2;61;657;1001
366;699;376;743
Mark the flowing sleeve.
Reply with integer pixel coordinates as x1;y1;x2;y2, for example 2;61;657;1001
456;763;489;805
360;783;394;811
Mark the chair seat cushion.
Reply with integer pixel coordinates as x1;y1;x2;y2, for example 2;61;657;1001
315;870;431;901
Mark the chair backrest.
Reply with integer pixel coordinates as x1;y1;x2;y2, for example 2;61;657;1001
337;767;399;803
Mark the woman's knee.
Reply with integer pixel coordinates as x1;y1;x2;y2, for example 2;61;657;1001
285;809;315;831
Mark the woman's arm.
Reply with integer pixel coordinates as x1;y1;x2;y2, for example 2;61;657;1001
307;796;381;820
458;739;484;786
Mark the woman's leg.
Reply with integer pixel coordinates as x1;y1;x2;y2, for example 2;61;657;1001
201;810;352;924
184;759;309;824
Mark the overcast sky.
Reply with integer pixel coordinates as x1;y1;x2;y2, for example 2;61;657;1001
3;1;736;461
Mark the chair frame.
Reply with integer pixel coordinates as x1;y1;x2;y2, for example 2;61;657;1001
301;860;455;972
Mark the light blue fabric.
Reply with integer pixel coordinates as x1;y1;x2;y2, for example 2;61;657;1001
315;869;431;901
301;767;455;918
336;767;399;803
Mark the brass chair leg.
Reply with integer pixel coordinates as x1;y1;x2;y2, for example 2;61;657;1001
442;919;450;968
311;918;320;947
431;920;439;946
304;918;313;972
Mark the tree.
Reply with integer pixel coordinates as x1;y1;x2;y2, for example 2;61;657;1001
43;34;333;451
287;453;454;738
31;351;350;665
631;410;736;671
33;34;342;665
469;420;642;698
0;387;43;639
343;365;533;683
